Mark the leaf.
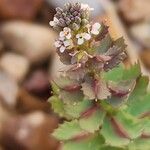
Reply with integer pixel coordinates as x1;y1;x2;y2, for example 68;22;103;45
115;112;144;139
128;138;150;150
57;49;72;65
79;107;106;133
96;23;109;41
104;46;126;71
127;76;149;105
101;118;130;147
67;64;86;80
53;75;80;89
62;134;105;150
107;80;136;107
142;119;150;136
126;93;150;117
102;64;124;82
103;37;127;71
81;79;110;100
64;100;93;118
96;34;112;54
60;90;84;104
51;81;60;95
49;96;66;117
122;62;141;80
53;120;87;141
103;63;141;82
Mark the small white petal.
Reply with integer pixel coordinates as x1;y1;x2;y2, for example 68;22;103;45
81;4;94;11
60;46;65;53
59;31;65;37
83;33;91;40
66;33;72;39
54;17;59;22
93;23;101;29
91;29;99;35
54;41;61;48
49;21;55;26
64;40;70;47
59;37;65;41
76;34;81;38
64;27;71;32
78;38;84;45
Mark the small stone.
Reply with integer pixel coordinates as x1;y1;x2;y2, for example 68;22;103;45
0;0;43;20
23;70;50;98
119;0;150;22
0;21;57;64
0;53;30;82
130;22;150;48
17;89;50;113
0;103;10;135
0;71;18;108
0;112;59;150
141;50;150;69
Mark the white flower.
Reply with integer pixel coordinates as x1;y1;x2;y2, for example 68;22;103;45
55;37;74;53
76;33;91;45
91;23;101;35
59;27;72;39
81;3;94;11
49;17;59;27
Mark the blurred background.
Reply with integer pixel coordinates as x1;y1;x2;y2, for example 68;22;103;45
0;0;150;149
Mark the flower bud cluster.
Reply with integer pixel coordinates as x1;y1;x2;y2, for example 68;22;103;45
50;2;93;30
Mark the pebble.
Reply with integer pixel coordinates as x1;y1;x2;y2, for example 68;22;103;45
0;0;43;20
0;53;30;82
0;21;57;64
0;71;18;108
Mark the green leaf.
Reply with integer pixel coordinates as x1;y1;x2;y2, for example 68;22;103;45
53;75;79;89
79;107;106;133
62;134;105;150
96;34;112;54
81;80;110;100
101;118;130;147
143;119;150;135
64;100;93;118
49;96;66;117
126;93;150;117
102;64;124;82
127;76;149;105
128;138;150;150
51;81;60;95
122;63;141;80
103;63;141;82
107;80;136;107
115;112;144;139
53;120;86;141
60;90;84;104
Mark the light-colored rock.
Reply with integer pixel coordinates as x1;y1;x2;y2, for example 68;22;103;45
1;111;59;150
0;21;57;64
0;0;43;20
0;53;30;82
0;103;10;135
130;22;150;48
119;0;150;22
0;72;18;108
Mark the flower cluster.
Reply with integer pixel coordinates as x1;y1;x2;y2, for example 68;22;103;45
50;3;93;30
50;2;126;75
52;21;102;54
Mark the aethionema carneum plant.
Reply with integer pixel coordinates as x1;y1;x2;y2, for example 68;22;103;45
49;2;150;150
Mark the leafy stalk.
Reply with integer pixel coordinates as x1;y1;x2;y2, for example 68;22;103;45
49;2;150;150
